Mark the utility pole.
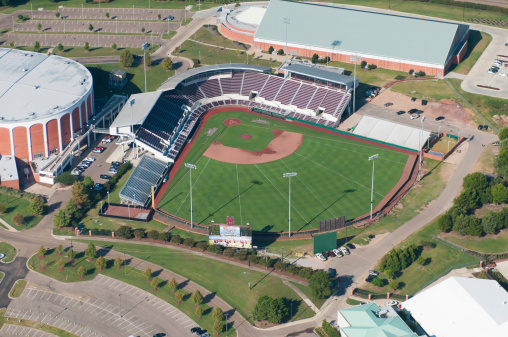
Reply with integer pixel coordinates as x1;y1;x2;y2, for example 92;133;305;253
350;55;361;114
185;163;197;228
368;154;378;219
283;172;297;237
282;17;290;65
141;42;149;93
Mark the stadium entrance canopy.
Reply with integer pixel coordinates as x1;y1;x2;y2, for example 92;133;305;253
280;62;357;91
109;91;161;136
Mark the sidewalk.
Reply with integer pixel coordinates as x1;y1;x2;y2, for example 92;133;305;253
0;218;17;232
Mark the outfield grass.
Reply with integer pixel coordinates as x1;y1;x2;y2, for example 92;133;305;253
9;279;26;298
449;31;492;75
159;111;409;232
72;240;315;323
0;242;17;263
0;194;44;230
362;219;477;295
85;61;175;100
441;229;508;254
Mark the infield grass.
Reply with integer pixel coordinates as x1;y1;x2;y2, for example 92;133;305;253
158;111;410;232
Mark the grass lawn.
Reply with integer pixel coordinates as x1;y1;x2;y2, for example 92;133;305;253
181;18;193;26
289;281;327;309
390;79;458;102
158;111;409;232
0;272;3;282
362;219;477;295
349;159;449;246
0;0;217;13
192;26;249;50
85;61;175;100
0;194;44;230
176;40;280;70
0;242;17;262
0;28;11;36
449;31;492;75
162;31;177;40
441;229;508;254
448;79;508;129
9;279;26;298
430;137;459;154
0;308;78;337
168;227;208;242
58;45;158;58
72;240;316;323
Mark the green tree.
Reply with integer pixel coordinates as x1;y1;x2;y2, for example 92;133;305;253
195;305;203;319
9;41;14;47
372;277;384;287
88;24;94;32
55;12;60;18
311;53;319;63
53;209;70;228
57;258;65;270
95;256;106;271
453;189;480;214
71;181;90;207
12;213;24;225
33;41;40;53
57;43;64;51
384;269;394;280
55;172;77;185
114;256;123;269
252;295;271;321
453;214;482;236
17;14;23;20
267;297;288;323
0;203;6;214
482;211;498;234
141;27;145;33
112;43;117;50
389;280;399;290
120;49;134;68
494;149;508;179
84;42;90;51
212;307;224;321
84;243;96;261
77;266;85;278
268;46;274;54
67;248;75;261
463;172;489;193
192;289;203;307
37;23;41;31
437;213;453;232
492;184;508;204
116;226;133;239
143;53;153;67
277;49;284;55
158;13;161;20
65;200;79;220
56;244;63;255
143;266;152;280
105;12;110;18
417;255;426;266
162;57;173;71
169;277;178;293
28;197;45;215
151;278;158;291
499;127;508;141
309;270;333;299
361;60;367;68
175;291;183;304
213;320;224;335
38;245;46;258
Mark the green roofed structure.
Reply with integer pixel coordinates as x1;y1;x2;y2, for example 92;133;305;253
253;0;469;77
337;302;425;337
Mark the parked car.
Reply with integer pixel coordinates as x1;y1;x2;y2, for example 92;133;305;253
384;102;393;107
328;268;337;278
84;157;96;162
421;99;428;106
102;138;112;143
396;110;405;115
340;246;350;255
435;116;445;121
94;183;103;191
190;328;201;334
385;300;399;306
0;253;5;259
112;161;121;166
492;142;499;146
364;91;376;98
107;168;118;174
410;114;419;120
408;108;423;114
92;147;104;153
369;270;379;276
327;250;337;257
411;97;417;102
361;301;373;305
332;248;343;257
71;170;81;176
499;72;508;77
483;125;489;130
478;125;484;130
316;253;327;261
100;174;111;180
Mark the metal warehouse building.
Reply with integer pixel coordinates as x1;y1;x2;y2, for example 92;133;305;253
0;48;94;186
223;0;470;77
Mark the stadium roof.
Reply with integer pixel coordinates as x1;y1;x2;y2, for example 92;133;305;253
109;91;162;131
403;277;508;337
158;64;271;91
280;63;355;88
0;48;93;123
339;303;419;337
255;0;469;67
119;155;169;206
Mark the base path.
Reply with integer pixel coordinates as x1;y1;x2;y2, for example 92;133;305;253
204;129;303;164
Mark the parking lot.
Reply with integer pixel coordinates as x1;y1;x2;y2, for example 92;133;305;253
6;273;197;337
0;324;55;337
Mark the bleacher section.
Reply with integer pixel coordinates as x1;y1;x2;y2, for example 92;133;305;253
134;71;351;160
119;155;168;206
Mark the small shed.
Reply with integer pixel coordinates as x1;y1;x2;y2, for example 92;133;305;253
109;69;128;88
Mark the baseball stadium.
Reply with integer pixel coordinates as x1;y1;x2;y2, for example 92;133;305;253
110;64;419;235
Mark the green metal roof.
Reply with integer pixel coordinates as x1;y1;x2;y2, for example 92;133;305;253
255;0;469;67
340;303;419;337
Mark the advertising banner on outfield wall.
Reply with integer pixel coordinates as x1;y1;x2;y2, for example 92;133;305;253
220;225;241;236
209;235;252;249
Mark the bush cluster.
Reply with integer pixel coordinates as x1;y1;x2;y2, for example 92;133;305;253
378;244;420;273
251;295;289;324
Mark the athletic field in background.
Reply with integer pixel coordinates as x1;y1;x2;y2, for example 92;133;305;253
158;110;409;233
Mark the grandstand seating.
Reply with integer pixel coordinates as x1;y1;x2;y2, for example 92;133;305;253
258;76;284;101
291;84;317;109
199;79;222;98
241;73;269;96
273;79;300;105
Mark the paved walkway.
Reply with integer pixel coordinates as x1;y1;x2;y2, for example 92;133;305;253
283;280;318;314
0;218;17;232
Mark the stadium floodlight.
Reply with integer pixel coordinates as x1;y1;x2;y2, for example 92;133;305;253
282;17;290;65
283;172;297;237
330;40;341;64
418;116;426;181
350;54;361;114
185;163;197;228
141;43;149;93
368;154;378;219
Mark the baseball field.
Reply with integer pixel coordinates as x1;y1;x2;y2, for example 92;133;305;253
158;110;410;233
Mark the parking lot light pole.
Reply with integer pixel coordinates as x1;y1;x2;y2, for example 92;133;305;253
141;42;149;93
185;163;197;228
107;191;110;206
119;294;121;318
418;116;426;181
283;172;297;237
282;17;290;65
368;154;378;219
350;55;361;114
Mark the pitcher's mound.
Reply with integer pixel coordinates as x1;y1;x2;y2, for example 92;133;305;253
224;118;242;126
241;134;252;140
